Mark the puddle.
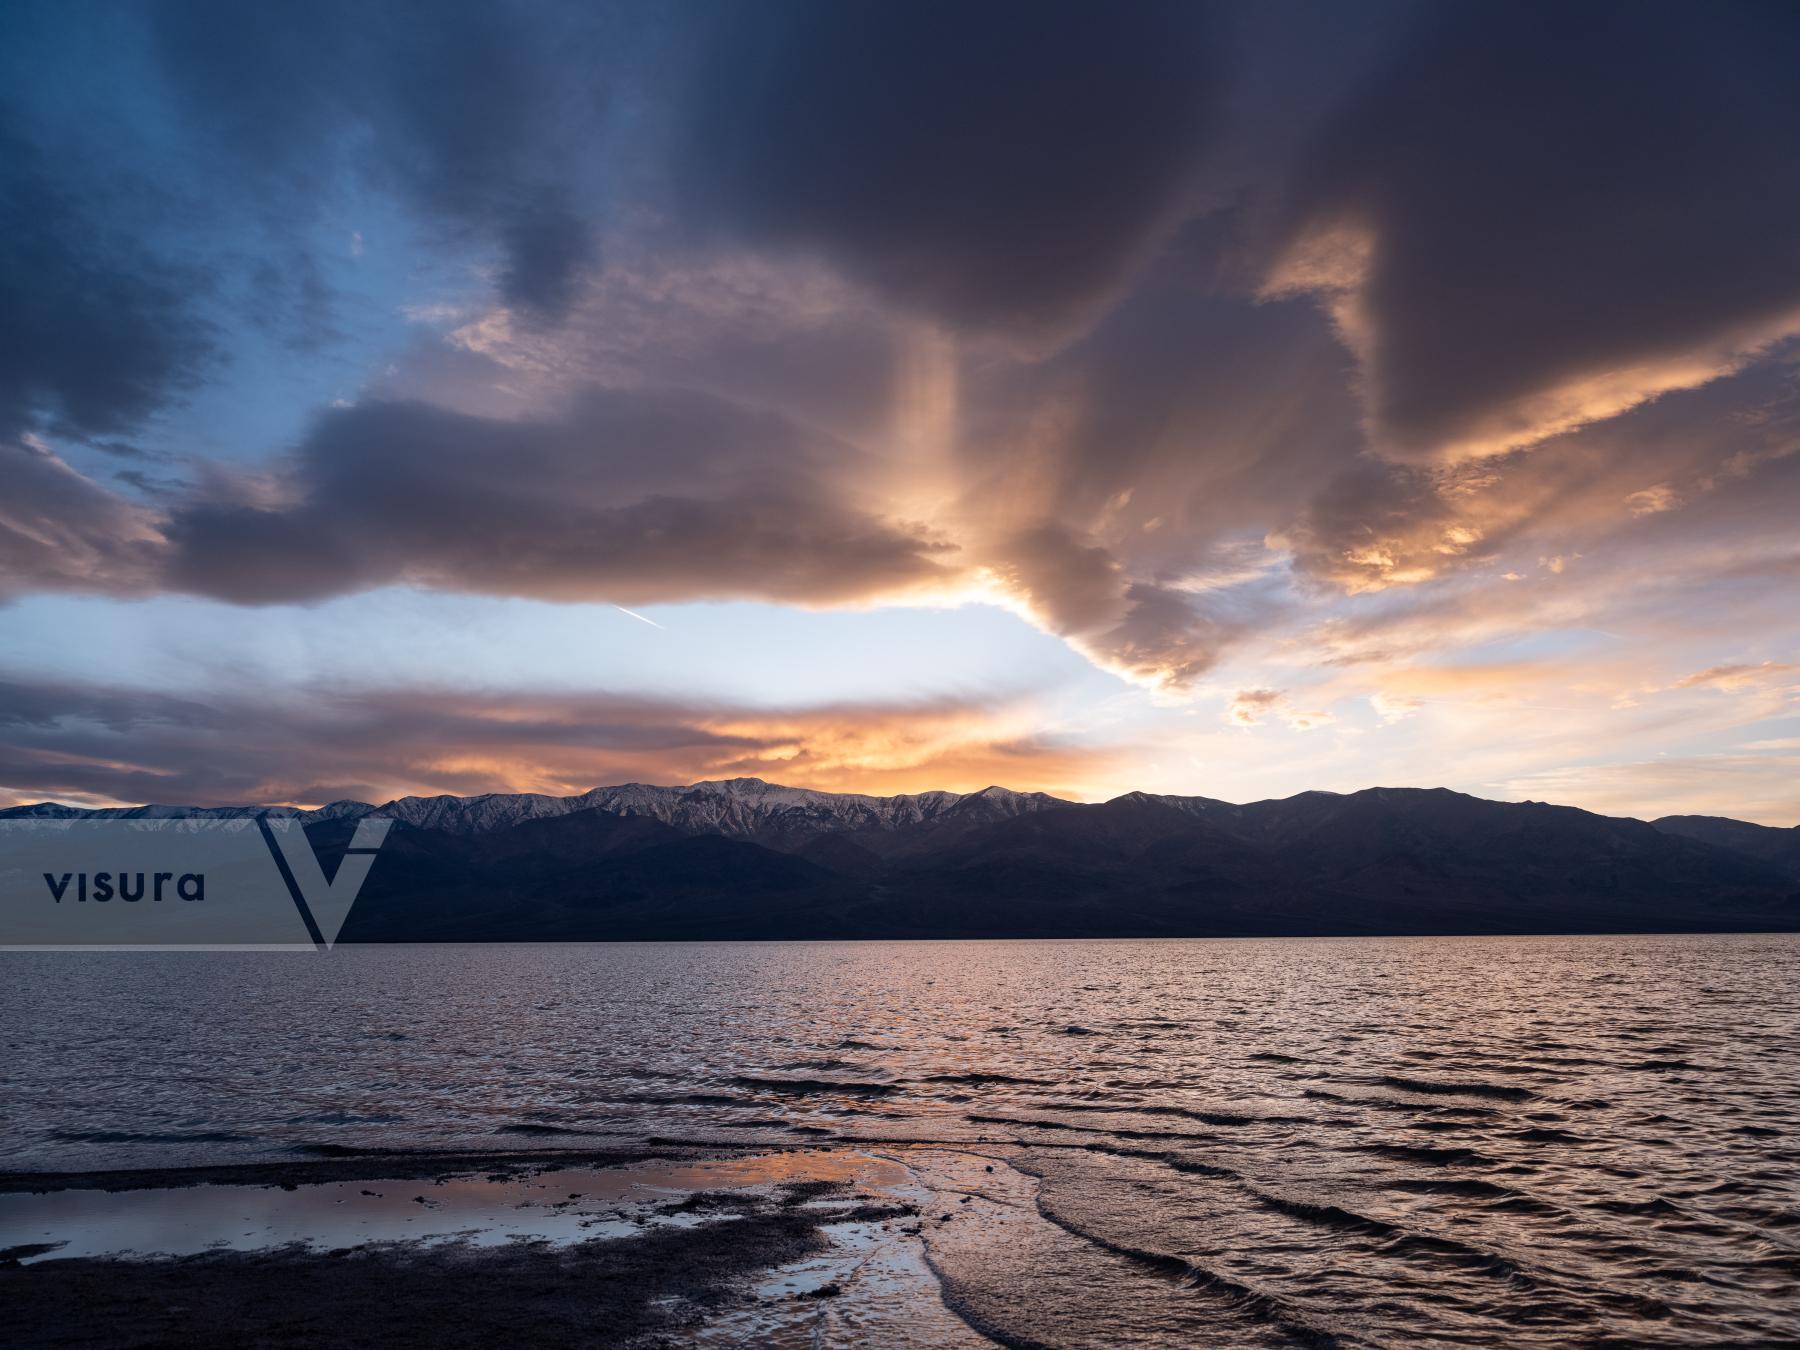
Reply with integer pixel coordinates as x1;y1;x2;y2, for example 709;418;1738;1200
0;1149;913;1263
2;1145;1025;1346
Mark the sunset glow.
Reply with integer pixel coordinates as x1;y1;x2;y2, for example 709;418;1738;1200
1;0;1795;825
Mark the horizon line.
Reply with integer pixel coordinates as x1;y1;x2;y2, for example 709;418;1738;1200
4;777;1794;830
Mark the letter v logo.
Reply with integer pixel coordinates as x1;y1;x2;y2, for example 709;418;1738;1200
260;817;392;949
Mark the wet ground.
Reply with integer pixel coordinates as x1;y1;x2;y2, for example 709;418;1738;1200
3;1146;996;1347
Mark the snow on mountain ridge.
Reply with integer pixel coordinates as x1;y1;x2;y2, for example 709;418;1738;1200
0;778;1073;846
331;777;1071;840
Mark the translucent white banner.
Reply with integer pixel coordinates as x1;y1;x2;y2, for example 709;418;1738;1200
0;817;389;949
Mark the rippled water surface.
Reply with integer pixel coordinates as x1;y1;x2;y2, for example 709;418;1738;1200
5;935;1799;1344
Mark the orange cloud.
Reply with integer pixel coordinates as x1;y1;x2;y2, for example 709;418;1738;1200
1625;483;1682;516
0;677;1124;809
1672;661;1800;692
1224;688;1285;727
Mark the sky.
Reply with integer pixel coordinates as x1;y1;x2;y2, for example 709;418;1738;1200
1;0;1797;824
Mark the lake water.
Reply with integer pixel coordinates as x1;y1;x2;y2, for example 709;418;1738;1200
4;935;1799;1344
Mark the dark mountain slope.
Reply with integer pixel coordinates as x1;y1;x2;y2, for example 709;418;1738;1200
326;811;859;942
11;780;1797;939
863;788;1799;938
1216;788;1789;906
1653;814;1800;879
872;795;1273;932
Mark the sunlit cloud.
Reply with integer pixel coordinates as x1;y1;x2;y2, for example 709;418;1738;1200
1625;483;1682;517
1;0;1798;827
0;676;1124;809
1369;692;1423;724
1267;5;1800;466
1283;708;1335;732
1224;688;1285;728
1673;662;1800;692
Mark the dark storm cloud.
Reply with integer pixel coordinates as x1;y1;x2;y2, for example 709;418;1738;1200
1273;0;1800;461
1;0;622;457
962;280;1363;545
0;110;216;441
1;378;957;610
681;0;1217;340
160;391;955;606
497;198;599;320
148;0;614;319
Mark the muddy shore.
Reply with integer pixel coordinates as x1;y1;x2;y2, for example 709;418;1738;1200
1;1145;1001;1348
0;1145;689;1196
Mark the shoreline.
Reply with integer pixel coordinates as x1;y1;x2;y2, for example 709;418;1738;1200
1;1142;1004;1348
0;1144;699;1196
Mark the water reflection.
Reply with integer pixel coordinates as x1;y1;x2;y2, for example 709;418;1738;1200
3;935;1797;1342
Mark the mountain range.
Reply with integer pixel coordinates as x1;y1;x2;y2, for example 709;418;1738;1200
5;779;1797;939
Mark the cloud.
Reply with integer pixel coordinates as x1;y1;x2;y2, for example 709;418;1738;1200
0;675;1120;807
1673;661;1800;693
0;388;964;613
147;0;621;322
1220;686;1332;730
1625;483;1682;517
1269;1;1800;462
1275;461;1489;593
412;249;910;444
1224;688;1284;727
956;282;1365;549
1369;691;1423;724
1275;358;1800;606
5;0;1800;759
160;391;958;607
2;368;1259;691
495;198;599;320
679;0;1216;342
983;523;1236;690
0;441;164;598
1283;708;1334;731
1095;582;1239;692
0;108;216;440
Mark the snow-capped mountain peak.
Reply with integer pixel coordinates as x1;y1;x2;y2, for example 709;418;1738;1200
1;778;1076;854
306;777;1073;846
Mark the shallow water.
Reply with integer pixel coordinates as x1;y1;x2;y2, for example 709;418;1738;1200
0;1152;908;1260
4;935;1799;1343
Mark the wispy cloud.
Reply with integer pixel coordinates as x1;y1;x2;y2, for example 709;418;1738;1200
1674;661;1800;692
0;675;1124;808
